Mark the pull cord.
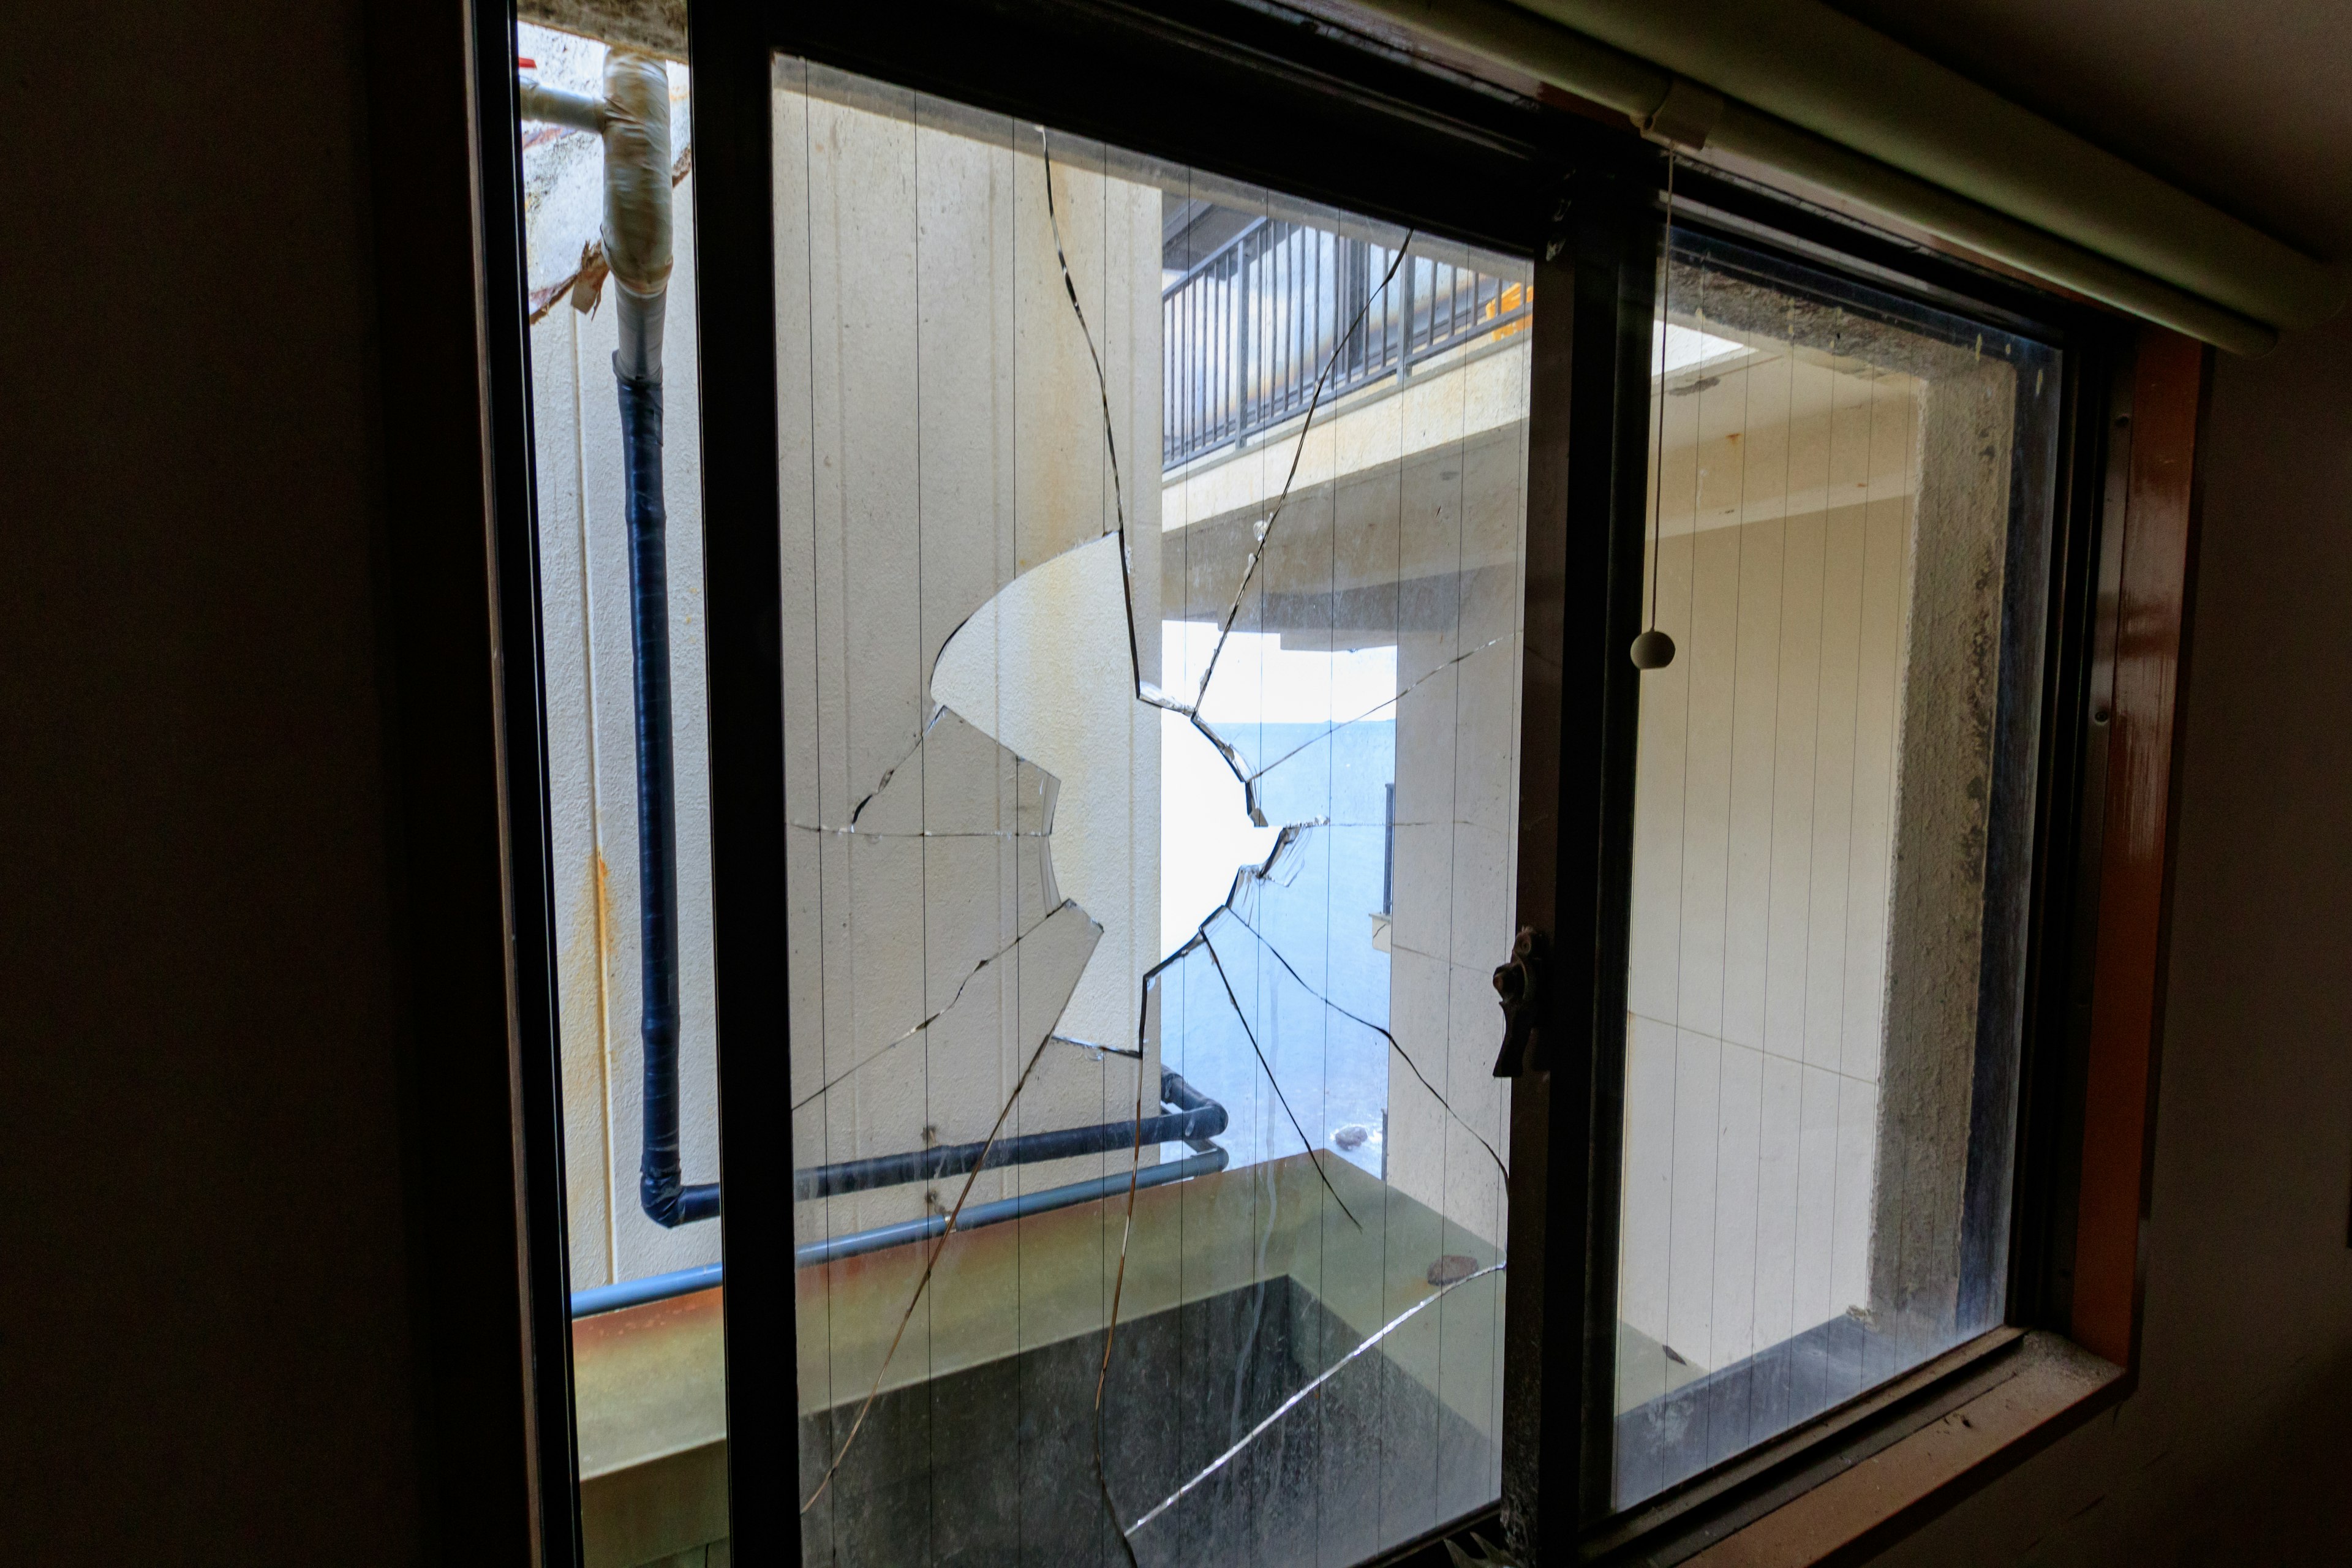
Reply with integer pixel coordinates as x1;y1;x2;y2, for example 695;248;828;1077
1630;155;1679;672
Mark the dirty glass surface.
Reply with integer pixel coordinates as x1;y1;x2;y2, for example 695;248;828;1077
1610;228;2058;1508
516;20;733;1562
776;57;1534;1566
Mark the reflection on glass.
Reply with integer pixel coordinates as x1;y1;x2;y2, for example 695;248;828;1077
517;20;733;1563
776;59;1532;1565
1611;229;2058;1507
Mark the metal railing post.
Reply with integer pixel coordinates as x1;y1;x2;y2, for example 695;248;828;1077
1236;232;1253;449
1398;246;1417;382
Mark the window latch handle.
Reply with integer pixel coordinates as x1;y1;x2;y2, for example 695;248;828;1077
1491;926;1550;1077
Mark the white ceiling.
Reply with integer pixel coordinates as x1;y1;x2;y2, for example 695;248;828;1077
1831;0;2352;260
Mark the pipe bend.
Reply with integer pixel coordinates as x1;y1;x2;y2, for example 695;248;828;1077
791;1068;1232;1200
641;1178;720;1229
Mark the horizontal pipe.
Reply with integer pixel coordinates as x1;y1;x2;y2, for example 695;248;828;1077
568;1147;1232;1316
796;1147;1232;1270
570;1261;721;1318
793;1068;1228;1200
516;77;603;132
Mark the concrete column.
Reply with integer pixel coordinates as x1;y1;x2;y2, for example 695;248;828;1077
1869;353;2019;1341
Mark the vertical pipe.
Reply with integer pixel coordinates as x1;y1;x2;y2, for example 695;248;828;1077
603;50;715;1228
617;368;714;1226
616;372;711;1228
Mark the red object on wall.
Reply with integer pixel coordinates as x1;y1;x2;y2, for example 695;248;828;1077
2071;326;2208;1368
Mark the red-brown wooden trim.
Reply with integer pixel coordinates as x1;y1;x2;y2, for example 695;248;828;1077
1662;326;2209;1568
2070;326;2208;1366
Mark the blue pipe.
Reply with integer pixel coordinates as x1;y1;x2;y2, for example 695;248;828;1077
569;1146;1229;1316
569;1261;723;1318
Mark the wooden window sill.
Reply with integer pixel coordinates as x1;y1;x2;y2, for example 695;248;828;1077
1687;1332;2124;1567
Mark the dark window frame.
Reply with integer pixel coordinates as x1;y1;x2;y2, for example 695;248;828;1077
413;0;2203;1560
1531;197;2122;1559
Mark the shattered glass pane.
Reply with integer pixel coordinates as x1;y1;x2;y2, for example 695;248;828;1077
777;58;1532;1564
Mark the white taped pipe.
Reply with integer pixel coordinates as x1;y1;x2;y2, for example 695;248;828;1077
517;76;603;133
598;50;672;383
516;50;673;380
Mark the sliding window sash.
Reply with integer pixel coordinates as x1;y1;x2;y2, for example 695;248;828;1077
1499;160;1661;1553
685;3;796;1561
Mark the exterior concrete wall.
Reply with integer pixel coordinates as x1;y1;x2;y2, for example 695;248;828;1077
1619;345;1928;1384
1616;292;2038;1426
1381;409;1528;1251
524;36;717;1287
1871;354;2019;1342
772;70;1166;1246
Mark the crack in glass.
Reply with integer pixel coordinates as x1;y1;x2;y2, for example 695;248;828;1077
782;74;1529;1561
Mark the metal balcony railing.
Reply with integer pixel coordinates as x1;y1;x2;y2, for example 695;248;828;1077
1162;217;1531;471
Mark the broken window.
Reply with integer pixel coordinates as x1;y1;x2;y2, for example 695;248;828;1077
1610;228;2059;1506
775;59;1533;1564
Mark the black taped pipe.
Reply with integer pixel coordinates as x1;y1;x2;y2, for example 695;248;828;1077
795;1145;1231;1268
621;374;717;1229
793;1068;1227;1200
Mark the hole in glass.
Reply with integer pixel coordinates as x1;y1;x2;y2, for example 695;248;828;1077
777;58;1534;1564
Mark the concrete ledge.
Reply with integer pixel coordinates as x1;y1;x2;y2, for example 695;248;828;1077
573;1288;729;1567
581;1438;729;1568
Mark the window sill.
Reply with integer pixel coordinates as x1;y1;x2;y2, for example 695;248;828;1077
1684;1331;2124;1567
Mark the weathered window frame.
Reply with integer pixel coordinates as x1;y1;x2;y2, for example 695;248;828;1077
1473;168;2199;1564
417;0;2206;1560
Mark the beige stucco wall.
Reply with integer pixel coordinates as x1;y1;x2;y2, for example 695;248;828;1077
1617;314;2021;1399
774;69;1166;1247
1618;348;1924;1385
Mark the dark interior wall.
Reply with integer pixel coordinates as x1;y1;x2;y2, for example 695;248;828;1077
0;0;430;1560
1877;317;2352;1564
